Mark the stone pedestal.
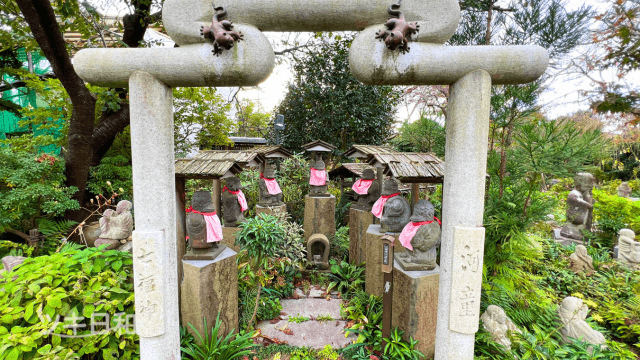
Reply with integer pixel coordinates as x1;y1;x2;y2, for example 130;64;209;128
181;247;238;340
222;226;241;252
553;228;583;247
303;195;336;242
393;262;439;360
349;207;374;264
255;204;287;218
365;224;405;297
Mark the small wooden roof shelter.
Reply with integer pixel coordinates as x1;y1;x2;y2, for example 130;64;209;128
301;140;336;152
343;145;399;159
250;145;294;159
377;153;445;184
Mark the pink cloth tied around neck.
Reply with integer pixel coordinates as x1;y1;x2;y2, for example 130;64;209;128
398;217;441;251
185;207;223;243
352;179;373;195
309;168;327;186
260;174;282;195
371;192;401;219
223;186;248;212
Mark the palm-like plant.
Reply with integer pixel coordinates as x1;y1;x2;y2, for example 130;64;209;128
180;313;256;360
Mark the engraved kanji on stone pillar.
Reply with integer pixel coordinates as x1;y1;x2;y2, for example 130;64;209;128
449;226;485;334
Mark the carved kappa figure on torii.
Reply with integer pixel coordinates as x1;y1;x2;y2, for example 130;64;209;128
200;4;244;56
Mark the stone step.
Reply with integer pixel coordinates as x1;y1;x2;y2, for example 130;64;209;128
256;319;356;349
279;298;342;320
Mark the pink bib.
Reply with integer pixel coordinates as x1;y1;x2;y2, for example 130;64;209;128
309;168;327;186
186;208;223;243
223;186;248;212
371;193;400;219
398;218;441;250
260;174;282;195
352;179;373;195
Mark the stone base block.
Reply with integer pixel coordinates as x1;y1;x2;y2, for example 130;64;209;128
181;247;238;341
256;204;287;218
553;228;583;247
222;226;241;252
365;224;404;297
183;244;226;261
392;262;439;360
349;208;374;264
304;195;336;243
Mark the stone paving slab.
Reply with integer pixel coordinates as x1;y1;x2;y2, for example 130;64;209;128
280;298;342;320
256;319;356;349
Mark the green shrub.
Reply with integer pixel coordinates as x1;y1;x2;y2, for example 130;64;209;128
235;214;286;266
0;149;79;235
327;260;365;298
181;313;256;360
383;328;424;360
342;290;383;351
329;226;349;262
593;188;640;240
0;247;138;359
87;155;133;201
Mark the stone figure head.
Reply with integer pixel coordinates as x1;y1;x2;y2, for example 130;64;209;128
575;244;588;258
362;168;375;180
619;228;640;263
486;305;507;325
116;200;132;215
381;179;399;196
192;190;216;212
313;159;326;170
574;173;595;192
619;228;636;240
264;166;276;179
226;176;242;191
560;296;588;320
411;200;435;222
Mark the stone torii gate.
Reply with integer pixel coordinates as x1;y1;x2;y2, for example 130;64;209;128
72;0;548;359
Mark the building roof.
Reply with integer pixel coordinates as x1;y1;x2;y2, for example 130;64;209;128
194;150;265;167
229;137;268;145
343;145;400;159
328;163;374;180
301;140;337;152
174;159;243;179
250;145;294;158
377;153;445;183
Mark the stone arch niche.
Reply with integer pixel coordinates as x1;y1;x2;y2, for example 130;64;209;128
73;0;548;358
307;233;331;270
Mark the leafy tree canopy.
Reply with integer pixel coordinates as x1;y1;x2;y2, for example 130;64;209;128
276;34;401;155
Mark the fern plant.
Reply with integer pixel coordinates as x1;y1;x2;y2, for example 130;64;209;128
327;260;365;298
382;328;424;360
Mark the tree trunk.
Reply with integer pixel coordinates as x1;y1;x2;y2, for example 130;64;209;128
498;124;514;198
485;1;494;45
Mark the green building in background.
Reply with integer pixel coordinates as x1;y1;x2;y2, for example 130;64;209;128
0;48;60;154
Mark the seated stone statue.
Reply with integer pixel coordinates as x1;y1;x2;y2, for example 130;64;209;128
480;305;522;350
221;176;247;227
618;229;640;264
351;169;380;211
95;200;133;250
259;166;284;206
309;159;329;197
396;200;441;271
557;296;606;349
560;173;595;240
569;245;594;273
376;180;410;233
618;182;632;198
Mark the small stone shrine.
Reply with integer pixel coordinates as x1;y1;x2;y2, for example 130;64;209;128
396;200;441;271
376;180;411;233
617;229;640;265
618;182;632;198
480;305;522;350
569;245;594;274
302;140;337;243
221;176;247;227
560;173;595;241
95;200;134;250
557;296;606;350
307;233;331;270
184;190;226;260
